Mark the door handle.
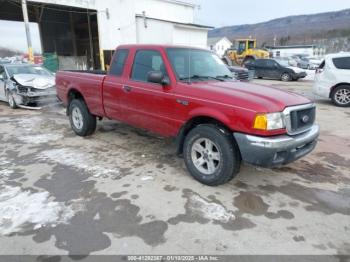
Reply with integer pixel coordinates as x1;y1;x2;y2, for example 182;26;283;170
123;85;132;92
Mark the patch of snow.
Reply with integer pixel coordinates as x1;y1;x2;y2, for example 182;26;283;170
38;148;119;177
19;134;63;145
15;117;43;132
0;169;14;177
0;157;13;177
141;176;154;181
0;185;75;235
0;157;11;166
189;194;235;223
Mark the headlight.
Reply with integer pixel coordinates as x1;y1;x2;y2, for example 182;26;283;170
253;113;285;130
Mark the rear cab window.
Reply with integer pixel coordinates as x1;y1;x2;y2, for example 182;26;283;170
333;57;350;70
109;49;129;76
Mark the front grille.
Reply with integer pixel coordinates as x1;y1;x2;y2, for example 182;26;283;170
234;70;254;81
290;107;315;132
235;71;249;80
17;86;29;93
284;104;316;135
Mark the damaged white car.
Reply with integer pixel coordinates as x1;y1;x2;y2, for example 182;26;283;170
0;64;57;109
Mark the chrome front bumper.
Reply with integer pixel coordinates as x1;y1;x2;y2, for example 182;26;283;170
234;124;320;167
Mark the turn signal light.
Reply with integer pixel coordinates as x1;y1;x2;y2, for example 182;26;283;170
253;114;268;130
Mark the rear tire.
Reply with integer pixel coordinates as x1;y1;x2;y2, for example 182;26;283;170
281;73;291;82
331;85;350;107
183;124;241;186
68;99;96;136
7;91;17;109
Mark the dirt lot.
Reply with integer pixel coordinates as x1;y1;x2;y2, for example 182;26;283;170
0;79;349;257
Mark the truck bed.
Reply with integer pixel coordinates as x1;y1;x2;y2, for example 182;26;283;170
56;70;106;117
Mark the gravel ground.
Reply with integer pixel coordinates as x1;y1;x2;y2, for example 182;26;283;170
0;79;349;259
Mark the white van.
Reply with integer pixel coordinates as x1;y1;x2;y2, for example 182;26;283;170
313;53;350;107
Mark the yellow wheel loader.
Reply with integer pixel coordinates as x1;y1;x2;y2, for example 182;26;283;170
226;39;270;66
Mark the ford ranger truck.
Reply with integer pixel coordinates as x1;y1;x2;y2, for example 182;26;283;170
56;45;320;186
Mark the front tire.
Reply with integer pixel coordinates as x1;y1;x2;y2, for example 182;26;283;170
183;124;241;186
7;92;17;109
331;85;350;107
281;73;291;82
69;99;97;136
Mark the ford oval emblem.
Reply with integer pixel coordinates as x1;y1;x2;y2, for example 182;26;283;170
301;115;310;123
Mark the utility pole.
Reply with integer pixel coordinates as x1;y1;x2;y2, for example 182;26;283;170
22;0;34;63
87;10;95;69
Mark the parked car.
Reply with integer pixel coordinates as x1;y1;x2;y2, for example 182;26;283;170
246;58;307;81
222;57;254;81
275;57;298;67
56;44;319;186
0;64;57;109
0;58;11;65
313;53;350;107
227;65;254;81
292;55;311;70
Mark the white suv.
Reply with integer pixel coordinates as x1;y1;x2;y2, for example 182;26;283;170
313;53;350;107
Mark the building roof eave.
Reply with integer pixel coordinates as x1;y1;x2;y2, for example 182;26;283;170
135;15;214;30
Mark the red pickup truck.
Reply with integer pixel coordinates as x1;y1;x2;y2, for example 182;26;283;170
56;44;319;186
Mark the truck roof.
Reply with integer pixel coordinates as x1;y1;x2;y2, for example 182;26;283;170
116;44;207;51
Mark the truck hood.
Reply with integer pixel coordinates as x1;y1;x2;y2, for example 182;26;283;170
189;81;311;113
12;74;55;90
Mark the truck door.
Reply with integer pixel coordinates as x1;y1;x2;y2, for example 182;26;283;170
102;49;130;121
121;49;178;137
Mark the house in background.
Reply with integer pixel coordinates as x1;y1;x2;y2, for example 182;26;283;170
266;45;326;58
208;37;233;57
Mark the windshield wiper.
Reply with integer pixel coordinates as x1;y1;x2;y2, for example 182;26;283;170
215;75;233;80
179;75;224;82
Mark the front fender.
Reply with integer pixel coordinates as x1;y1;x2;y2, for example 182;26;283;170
188;107;233;128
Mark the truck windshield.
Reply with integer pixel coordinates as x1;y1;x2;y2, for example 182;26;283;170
6;65;53;78
166;48;232;82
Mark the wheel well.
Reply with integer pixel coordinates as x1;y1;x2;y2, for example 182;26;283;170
176;116;232;155
329;83;350;98
67;89;84;115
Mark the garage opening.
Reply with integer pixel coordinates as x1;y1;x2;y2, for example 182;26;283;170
0;0;101;70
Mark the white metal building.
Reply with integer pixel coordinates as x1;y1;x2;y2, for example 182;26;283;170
0;0;212;69
30;0;212;68
266;45;326;58
207;37;233;57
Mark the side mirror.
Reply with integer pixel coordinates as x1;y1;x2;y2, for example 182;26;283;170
0;74;4;81
147;71;170;86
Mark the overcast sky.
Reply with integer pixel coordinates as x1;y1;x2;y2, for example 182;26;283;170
192;0;350;27
0;20;41;54
0;0;349;54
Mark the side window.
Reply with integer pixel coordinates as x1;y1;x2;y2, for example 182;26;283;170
265;60;275;68
109;49;129;77
255;60;263;67
131;50;167;82
333;57;350;70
